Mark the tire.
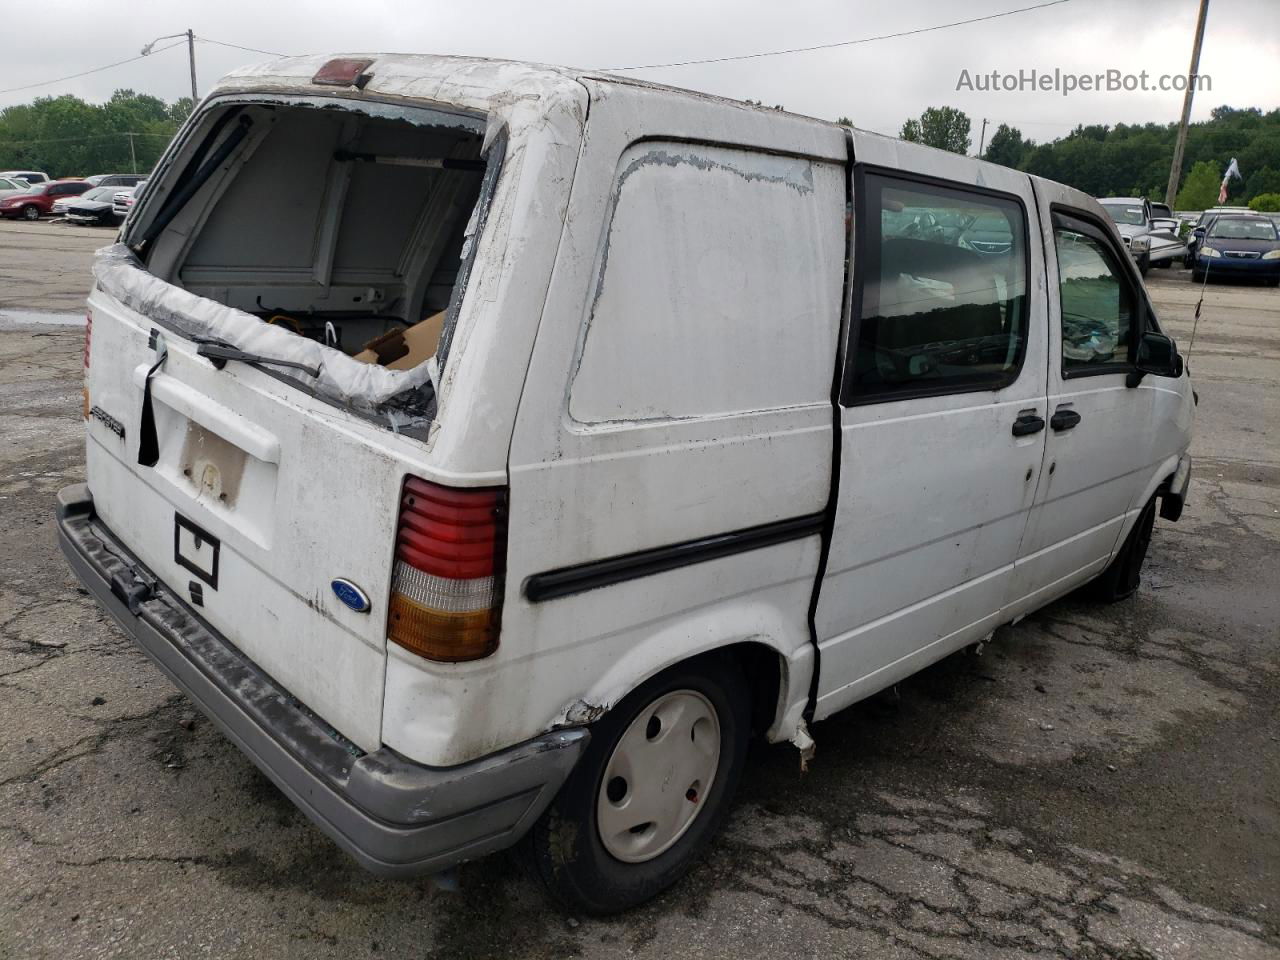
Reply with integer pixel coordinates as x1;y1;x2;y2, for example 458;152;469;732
520;655;751;914
1138;252;1150;277
1191;269;1204;284
21;205;39;221
1090;496;1157;602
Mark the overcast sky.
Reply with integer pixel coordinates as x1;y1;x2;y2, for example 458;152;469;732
3;0;1278;149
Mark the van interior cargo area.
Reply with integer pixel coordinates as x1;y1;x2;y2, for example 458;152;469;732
119;97;492;420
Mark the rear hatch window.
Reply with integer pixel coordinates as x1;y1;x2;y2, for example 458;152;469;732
103;94;500;430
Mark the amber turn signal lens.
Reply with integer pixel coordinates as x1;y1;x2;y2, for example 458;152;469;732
387;593;498;662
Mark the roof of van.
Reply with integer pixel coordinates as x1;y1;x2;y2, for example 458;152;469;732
215;52;884;134
218;53;636;114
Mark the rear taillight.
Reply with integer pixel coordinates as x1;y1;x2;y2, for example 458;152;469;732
387;476;507;662
81;310;91;419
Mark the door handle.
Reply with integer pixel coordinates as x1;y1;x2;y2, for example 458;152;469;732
1011;413;1045;437
1050;408;1082;431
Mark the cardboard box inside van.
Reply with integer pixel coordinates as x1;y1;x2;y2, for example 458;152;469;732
353;311;445;370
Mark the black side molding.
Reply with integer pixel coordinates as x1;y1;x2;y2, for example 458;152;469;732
524;513;826;603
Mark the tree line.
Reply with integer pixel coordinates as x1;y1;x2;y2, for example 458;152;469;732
889;104;1280;211
0;90;192;179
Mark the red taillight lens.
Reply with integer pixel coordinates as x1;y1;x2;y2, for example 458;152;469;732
81;310;92;419
387;477;506;662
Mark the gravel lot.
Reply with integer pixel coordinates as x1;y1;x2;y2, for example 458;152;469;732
1;218;1277;959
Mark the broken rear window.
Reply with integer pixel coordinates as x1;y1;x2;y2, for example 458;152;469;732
105;95;500;427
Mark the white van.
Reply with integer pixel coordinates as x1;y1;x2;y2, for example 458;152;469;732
58;55;1194;913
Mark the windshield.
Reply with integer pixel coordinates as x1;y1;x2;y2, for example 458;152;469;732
1208;218;1278;241
1102;204;1145;226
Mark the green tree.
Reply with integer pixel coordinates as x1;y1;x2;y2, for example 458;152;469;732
1248;192;1280;212
991;104;1280;206
900;106;971;154
167;98;195;124
1244;166;1280;199
0;90;187;178
983;124;1027;167
1175;160;1222;210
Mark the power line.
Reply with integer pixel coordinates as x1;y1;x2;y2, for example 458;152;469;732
0;40;186;96
195;36;289;57
603;0;1076;71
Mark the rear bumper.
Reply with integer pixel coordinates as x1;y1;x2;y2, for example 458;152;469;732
56;484;587;878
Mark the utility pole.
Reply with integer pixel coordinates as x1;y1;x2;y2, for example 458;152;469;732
977;118;989;158
141;30;198;106
186;29;198;104
127;132;137;173
1165;0;1210;207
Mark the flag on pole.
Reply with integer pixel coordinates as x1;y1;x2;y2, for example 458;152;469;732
1218;158;1242;204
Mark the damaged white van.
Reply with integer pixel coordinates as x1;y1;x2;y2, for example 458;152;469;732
58;54;1194;913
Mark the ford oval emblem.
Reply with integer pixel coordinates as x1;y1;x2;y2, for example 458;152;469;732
331;578;371;613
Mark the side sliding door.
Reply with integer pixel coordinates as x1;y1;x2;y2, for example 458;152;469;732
814;142;1049;718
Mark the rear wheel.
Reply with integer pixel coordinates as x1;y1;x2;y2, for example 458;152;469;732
21;205;39;221
520;656;751;914
1138;252;1150;276
1090;496;1157;602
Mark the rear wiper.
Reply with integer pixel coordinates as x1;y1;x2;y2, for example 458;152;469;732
194;338;320;378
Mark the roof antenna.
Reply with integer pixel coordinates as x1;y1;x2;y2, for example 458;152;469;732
1185;255;1210;363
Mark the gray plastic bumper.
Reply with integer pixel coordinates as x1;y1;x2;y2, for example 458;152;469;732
55;484;587;878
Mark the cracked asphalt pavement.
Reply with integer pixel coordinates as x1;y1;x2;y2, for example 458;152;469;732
1;220;1277;958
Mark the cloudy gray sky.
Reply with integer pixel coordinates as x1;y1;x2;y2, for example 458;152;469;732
3;0;1278;149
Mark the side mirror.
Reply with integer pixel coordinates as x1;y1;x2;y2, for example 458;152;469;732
1127;331;1182;386
1150;218;1178;232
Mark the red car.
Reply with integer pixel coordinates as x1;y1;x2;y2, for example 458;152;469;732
0;180;92;220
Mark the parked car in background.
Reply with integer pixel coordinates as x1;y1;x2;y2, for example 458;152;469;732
62;54;1194;914
1097;197;1184;273
51;193;82;216
65;186;126;226
1191;213;1280;284
0;176;33;200
0;179;91;220
957;212;1016;255
111;181;145;220
0;170;50;184
1185;206;1254;265
86;173;148;188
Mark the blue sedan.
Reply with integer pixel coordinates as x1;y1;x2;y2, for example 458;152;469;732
1192;215;1280;285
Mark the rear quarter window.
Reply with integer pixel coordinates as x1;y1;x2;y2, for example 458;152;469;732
569;141;844;423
